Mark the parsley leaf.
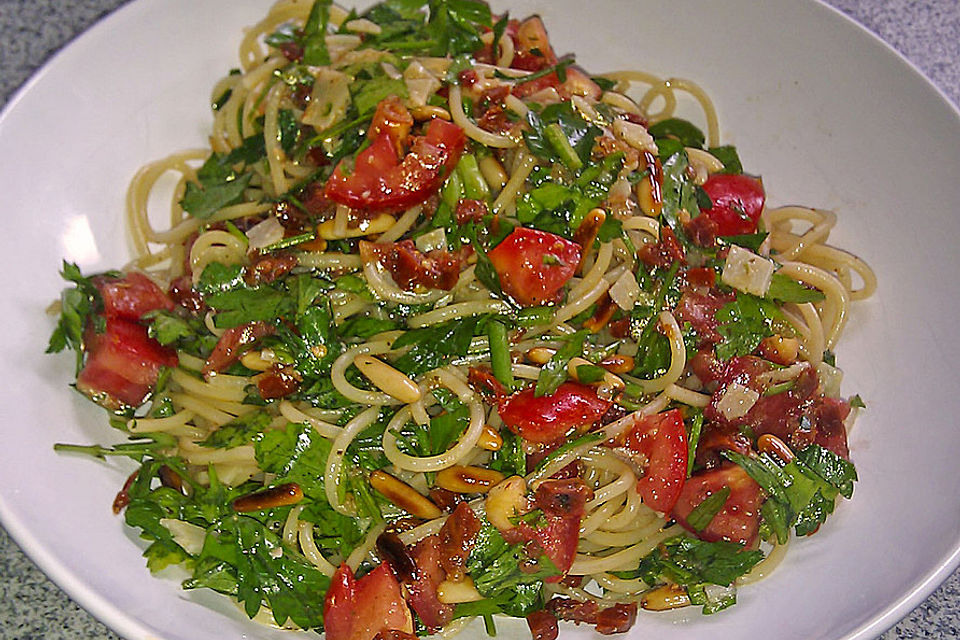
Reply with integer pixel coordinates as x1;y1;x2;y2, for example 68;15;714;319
466;520;560;617
714;292;782;361
392;316;484;377
765;273;826;304
180;152;254;220
535;330;587;397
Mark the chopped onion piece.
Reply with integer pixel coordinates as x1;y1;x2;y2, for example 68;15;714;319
415;227;447;253
246;216;284;251
716;382;759;420
608;270;641;311
302;68;351;130
160;518;206;556
404;61;441;108
721;245;775;297
816;361;844;398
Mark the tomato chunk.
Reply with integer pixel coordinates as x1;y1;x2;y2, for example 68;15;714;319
77;318;178;409
616;409;688;513
324;117;466;213
94;272;174;321
498;382;610;443
324;563;413;640
671;464;763;546
487;227;581;307
700;174;766;236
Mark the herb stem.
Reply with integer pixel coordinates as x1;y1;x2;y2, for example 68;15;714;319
487;320;515;390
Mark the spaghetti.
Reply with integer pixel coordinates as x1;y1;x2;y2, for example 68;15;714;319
48;0;874;637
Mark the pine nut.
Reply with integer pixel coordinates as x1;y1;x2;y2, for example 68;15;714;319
758;335;800;366
568;357;625;391
354;355;422;404
437;576;484;603
526;347;556;365
232;483;303;512
485;476;528;531
318;212;396;240
758;433;795;463
410;105;452;121
574;208;607;260
477;424;504;451
637;151;663;218
640;584;691;611
436;465;505;494
240;350;274;372
370;470;442;519
599;354;635;374
478;155;508;193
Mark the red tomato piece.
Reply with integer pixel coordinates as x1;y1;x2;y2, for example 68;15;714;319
487;227;582;307
498;382;610;443
700;174;766;236
671;464;763;546
77;318;178;409
508;17;600;99
324;118;466;213
324;563;413;640
94;272;174;321
618;409;688;513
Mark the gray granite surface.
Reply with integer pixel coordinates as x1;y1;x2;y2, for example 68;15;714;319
1;0;958;639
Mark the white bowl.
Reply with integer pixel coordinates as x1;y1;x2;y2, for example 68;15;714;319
1;1;958;639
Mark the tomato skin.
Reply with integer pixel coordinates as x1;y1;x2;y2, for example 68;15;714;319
94;272;174;321
487;227;582;307
324;563;413;640
671;464;763;546
617;409;688;513
700;174;766;236
508;17;601;100
77;318;178;409
324;118;466;213
498;382;610;443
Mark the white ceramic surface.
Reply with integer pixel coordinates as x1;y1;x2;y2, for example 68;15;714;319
1;1;958;639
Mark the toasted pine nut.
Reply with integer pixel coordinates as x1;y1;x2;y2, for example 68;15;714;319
758;335;800;366
478;155;508;194
599;354;635;374
410;105;452;121
370;470;442;519
437;576;483;603
640;584;691;611
436;465;505;494
299;234;328;252
318;213;395;240
574;208;606;271
568;357;625;392
485;476;528;531
637;150;663;218
354;355;422;404
758;433;795;463
240;350;274;372
477;424;503;451
582;292;617;333
525;347;556;365
232;483;303;512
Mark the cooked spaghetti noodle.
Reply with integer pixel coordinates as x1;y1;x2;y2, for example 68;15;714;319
48;0;874;636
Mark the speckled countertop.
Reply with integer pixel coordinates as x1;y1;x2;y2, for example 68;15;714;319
1;1;958;639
